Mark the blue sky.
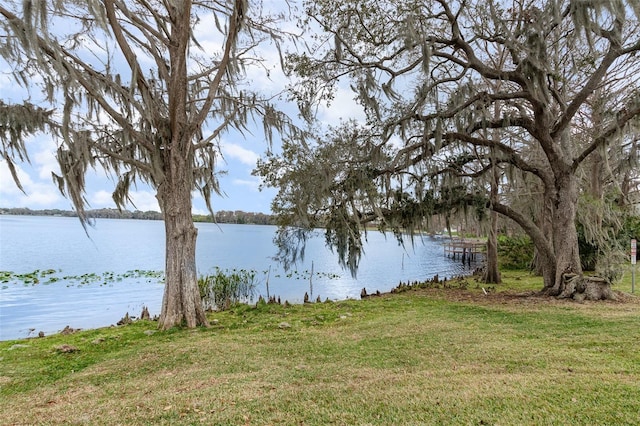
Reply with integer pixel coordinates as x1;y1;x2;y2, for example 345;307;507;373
0;4;364;215
0;130;278;214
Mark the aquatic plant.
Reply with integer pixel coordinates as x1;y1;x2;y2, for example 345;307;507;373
198;268;258;311
0;269;164;287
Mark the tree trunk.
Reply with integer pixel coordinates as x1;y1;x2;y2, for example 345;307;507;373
531;226;556;292
552;173;582;289
522;152;615;300
484;213;502;284
483;210;501;283
540;171;585;297
154;0;208;330
531;185;554;279
157;152;209;330
484;147;501;284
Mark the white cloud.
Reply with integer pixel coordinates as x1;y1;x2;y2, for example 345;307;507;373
245;44;289;94
221;142;260;166
318;85;366;125
33;145;60;180
89;189;159;212
388;134;404;150
232;178;261;192
90;190;114;207
0;160;63;207
128;191;160;212
192;13;225;55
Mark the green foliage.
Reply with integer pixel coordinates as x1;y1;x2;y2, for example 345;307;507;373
257;119;493;275
497;235;534;270
576;193;640;280
623;214;640;244
577;222;599;271
198;268;258;311
598;214;640;282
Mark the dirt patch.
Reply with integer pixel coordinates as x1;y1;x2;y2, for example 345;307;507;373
477;288;640;306
382;283;640;308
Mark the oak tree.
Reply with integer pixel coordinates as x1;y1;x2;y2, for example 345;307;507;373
258;0;640;298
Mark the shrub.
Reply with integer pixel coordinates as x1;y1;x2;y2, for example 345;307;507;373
198;268;257;311
497;235;534;270
577;222;599;271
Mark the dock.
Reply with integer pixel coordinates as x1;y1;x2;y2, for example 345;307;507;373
443;239;486;262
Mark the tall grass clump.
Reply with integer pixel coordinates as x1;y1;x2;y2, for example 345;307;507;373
198;267;257;311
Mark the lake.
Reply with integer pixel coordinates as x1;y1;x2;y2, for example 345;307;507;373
0;215;479;340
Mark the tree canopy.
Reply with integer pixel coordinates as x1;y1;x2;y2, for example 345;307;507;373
257;0;640;298
0;0;298;328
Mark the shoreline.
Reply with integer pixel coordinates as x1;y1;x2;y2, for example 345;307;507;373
2;271;482;343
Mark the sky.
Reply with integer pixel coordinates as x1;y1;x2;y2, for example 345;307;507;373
0;2;364;215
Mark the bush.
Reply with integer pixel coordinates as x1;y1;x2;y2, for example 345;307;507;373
578;213;640;276
577;222;599;271
497;235;534;270
198;268;257;311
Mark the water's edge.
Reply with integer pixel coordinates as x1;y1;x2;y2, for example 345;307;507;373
0;215;481;340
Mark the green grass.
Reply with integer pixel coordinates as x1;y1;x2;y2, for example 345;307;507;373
1;273;639;425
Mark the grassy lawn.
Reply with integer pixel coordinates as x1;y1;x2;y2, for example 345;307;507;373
1;271;639;425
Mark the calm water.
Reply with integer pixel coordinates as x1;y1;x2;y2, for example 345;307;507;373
0;215;478;340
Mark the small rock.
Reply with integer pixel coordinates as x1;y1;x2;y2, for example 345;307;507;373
212;319;219;325
38;331;45;338
55;344;79;353
92;338;105;344
278;322;291;329
143;330;157;336
60;326;79;335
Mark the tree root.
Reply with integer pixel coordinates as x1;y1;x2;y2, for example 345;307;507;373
558;273;617;302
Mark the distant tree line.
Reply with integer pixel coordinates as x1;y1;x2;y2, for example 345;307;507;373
0;207;275;225
193;210;275;225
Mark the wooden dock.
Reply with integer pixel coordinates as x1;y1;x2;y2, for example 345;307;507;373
443;239;486;262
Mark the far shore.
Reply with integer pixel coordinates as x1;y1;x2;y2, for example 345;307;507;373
0;207;275;225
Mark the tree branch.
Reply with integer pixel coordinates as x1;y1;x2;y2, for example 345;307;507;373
572;101;640;171
191;0;245;130
104;0;155;109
